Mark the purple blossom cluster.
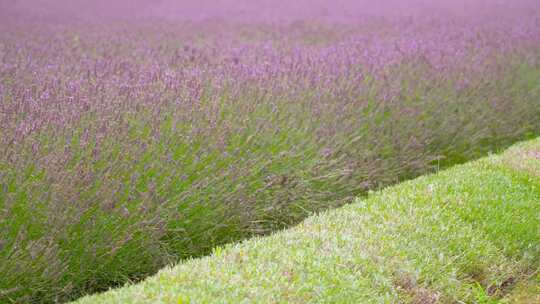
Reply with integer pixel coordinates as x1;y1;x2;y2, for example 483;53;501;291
0;1;539;303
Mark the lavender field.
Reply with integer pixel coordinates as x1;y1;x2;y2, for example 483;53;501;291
1;0;539;303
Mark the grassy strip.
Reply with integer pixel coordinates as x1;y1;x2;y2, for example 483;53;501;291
74;138;540;303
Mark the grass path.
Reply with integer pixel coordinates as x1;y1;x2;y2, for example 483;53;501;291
75;138;540;303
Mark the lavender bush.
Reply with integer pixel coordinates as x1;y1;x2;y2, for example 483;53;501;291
0;0;539;302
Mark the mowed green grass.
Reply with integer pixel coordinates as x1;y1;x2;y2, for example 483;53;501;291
75;138;540;304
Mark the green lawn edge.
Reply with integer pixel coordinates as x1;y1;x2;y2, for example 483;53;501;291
74;138;540;304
